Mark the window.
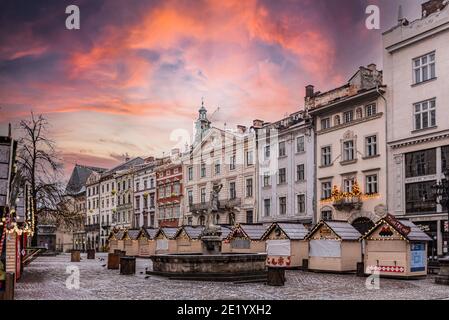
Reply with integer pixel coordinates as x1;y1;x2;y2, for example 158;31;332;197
200;187;206;204
136;182;140;191
246;210;253;224
297;194;305;214
365;135;378;157
122;181;126;190
343;140;355;161
214;161;221;175
165;185;170;197
334;115;341;125
321;210;332;221
343;110;353;123
229;182;236;199
321;146;332;166
279;197;287;215
173;183;180;195
442;146;449;171
135;196;141;210
263;172;271;187
406;181;436;214
414;99;436;130
413;52;436;84
230;155;236;170
278;168;286;184
264;145;270;159
143;180;147;190
405;149;436;178
296;164;305;181
321;182;332;200
343;178;354;193
188;167;193;181
201;163;206;178
188;190;193;206
246;151;254;166
246;178;253;198
321;118;330;130
365;103;377;117
279;141;286;157
366;175;378;195
296;136;305;153
264;199;271;217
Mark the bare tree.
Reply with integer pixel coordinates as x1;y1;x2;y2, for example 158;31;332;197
16;112;82;245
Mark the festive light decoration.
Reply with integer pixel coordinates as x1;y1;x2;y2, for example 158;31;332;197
320;181;380;205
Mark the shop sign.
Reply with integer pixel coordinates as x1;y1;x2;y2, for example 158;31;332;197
385;214;411;236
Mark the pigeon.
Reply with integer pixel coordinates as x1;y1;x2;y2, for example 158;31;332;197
145;276;150;279
102;264;106;267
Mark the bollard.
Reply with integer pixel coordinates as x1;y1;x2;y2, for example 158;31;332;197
267;267;285;286
87;249;95;260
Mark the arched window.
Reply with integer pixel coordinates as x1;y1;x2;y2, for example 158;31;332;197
199;215;205;226
334;115;341;126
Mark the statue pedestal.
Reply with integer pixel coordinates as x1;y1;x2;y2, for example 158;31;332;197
435;256;449;285
201;227;222;255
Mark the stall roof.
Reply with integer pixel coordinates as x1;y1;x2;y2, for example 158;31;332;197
177;226;204;239
262;222;309;240
107;230;116;240
143;228;159;239
219;225;233;240
127;229;140;240
158;227;179;239
362;214;432;242
305;220;361;240
228;224;268;240
115;230;125;240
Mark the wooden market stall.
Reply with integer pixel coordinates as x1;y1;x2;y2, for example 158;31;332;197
107;230;122;253
305;220;362;273
124;229;140;256
137;228;158;257
114;230;126;252
175;226;204;253
262;222;309;268
362;214;432;278
154;227;178;254
222;224;267;254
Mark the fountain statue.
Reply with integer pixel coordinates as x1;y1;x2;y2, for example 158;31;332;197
201;184;223;254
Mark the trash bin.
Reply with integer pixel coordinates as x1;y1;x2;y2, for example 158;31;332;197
267;267;285;286
120;257;136;275
107;253;120;269
71;250;81;262
356;262;365;277
87;249;95;260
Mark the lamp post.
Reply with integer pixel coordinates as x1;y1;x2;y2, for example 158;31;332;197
432;168;449;285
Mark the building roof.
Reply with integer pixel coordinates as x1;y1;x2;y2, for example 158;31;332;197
102;157;145;178
262;222;309;240
305;220;361;241
362;214;433;242
177;226;204;239
65;164;106;195
228;224;268;240
127;229;140;240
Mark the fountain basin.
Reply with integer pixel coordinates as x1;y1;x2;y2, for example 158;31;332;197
147;253;268;282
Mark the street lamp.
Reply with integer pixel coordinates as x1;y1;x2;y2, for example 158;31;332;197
432;168;449;285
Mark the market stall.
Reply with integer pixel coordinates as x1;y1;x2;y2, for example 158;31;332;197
154;227;178;254
362;214;432;278
114;230;126;252
262;222;309;268
107;230;118;253
223;224;267;253
175;226;204;253
138;228;158;257
305;220;362;273
124;229;140;256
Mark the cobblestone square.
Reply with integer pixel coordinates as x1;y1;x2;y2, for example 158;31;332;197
14;253;449;300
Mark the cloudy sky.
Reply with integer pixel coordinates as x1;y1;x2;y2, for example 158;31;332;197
0;0;421;177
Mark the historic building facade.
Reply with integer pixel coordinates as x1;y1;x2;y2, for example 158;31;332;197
255;111;315;225
156;153;183;227
133;160;158;228
114;169;134;230
384;0;449;257
183;105;257;226
308;65;388;234
85;171;101;250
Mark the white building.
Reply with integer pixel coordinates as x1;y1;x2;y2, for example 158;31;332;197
85;171;101;250
308;65;388;234
254;111;315;225
182;104;257;226
384;0;449;257
133;160;158;228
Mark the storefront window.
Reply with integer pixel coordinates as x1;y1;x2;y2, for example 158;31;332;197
405;181;437;214
405;148;436;178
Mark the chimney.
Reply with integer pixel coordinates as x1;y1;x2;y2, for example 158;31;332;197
305;85;314;99
237;125;247;133
252;119;264;129
422;0;446;17
8;123;12;138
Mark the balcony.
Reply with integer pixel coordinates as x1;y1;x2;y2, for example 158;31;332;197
189;198;242;213
189;202;209;212
84;224;100;232
333;196;362;211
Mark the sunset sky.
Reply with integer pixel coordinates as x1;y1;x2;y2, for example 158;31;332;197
0;0;421;178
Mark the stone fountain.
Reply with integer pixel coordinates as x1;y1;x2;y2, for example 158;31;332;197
147;184;267;282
